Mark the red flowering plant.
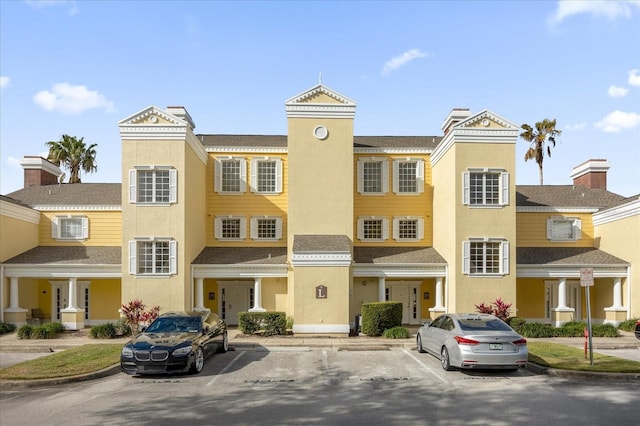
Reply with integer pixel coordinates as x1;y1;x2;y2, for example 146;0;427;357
121;299;161;334
474;298;512;322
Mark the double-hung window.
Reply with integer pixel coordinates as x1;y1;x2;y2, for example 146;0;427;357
357;158;389;195
547;217;581;241
52;216;88;240
250;216;283;241
250;158;283;194
463;169;509;206
393;159;424;194
215;157;246;194
357;216;389;242
129;238;177;276
129;166;177;204
463;238;509;275
215;216;246;241
392;216;424;242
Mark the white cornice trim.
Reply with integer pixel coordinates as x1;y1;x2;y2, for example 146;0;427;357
32;205;121;211
570;159;611;180
118;105;184;126
19;157;62;176
593;198;640;226
517;265;629;278
0;200;40;223
205;147;288;154
186;131;208;165
517;207;599;213
118;125;189;140
291;253;352;267
192;264;288;278
354;148;433;154
3;264;121;278
285;84;356;106
285;84;356;119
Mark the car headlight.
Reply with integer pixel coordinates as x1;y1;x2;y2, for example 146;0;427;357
121;346;134;358
173;346;193;356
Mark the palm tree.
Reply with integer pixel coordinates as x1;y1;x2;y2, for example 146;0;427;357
46;135;98;184
520;119;561;185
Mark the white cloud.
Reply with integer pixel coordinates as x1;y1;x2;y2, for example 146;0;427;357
6;156;22;169
381;49;428;76
629;69;640;87
565;122;588;130
33;83;114;115
548;0;640;26
595;110;640;132
608;85;629;97
25;0;78;16
0;76;9;90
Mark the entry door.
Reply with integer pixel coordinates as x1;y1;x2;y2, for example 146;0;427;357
388;282;420;325
220;282;252;325
50;281;89;323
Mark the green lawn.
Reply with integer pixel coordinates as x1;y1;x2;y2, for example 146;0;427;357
527;341;640;373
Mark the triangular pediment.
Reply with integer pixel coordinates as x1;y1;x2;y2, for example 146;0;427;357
285;84;356;107
285;84;356;118
117;106;186;126
455;109;519;130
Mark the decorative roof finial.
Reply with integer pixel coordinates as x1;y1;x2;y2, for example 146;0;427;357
319;72;322;84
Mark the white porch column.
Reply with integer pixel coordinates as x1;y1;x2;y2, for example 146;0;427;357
9;277;21;309
378;277;386;302
611;277;623;308
557;277;568;309
434;277;444;309
249;278;265;312
61;277;83;330
67;277;78;309
195;278;205;310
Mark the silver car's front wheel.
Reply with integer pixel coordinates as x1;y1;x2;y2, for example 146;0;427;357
417;334;426;353
440;346;454;371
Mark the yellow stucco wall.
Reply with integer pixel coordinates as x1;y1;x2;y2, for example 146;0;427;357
38;210;122;246
516;212;594;247
292;266;351;327
1;212;39;262
515;278;546;319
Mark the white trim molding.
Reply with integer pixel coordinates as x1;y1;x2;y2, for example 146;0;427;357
0;200;40;223
593;197;640;226
293;324;350;334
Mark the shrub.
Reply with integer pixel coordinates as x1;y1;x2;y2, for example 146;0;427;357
238;312;287;336
121;299;161;334
474;298;512;322
617;318;639;332
0;322;17;335
361;302;402;337
383;326;410;339
89;323;117;339
517;322;554;338
508;317;526;330
114;319;132;336
17;325;33;339
591;324;619;337
29;322;65;339
554;321;586;337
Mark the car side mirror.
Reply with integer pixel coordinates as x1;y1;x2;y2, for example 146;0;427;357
203;325;210;334
423;321;431;327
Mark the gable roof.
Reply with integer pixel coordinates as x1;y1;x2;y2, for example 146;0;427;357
5;183;121;207
516;185;627;209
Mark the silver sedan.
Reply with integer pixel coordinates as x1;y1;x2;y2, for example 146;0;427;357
416;313;528;371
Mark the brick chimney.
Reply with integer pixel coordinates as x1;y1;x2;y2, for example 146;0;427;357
20;156;63;187
570;159;610;190
441;108;472;136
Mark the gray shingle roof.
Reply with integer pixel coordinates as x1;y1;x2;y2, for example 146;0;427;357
5;183;121;207
516;185;627;209
293;235;351;252
193;247;287;264
517;247;629;265
4;246;121;264
197;134;442;149
0;194;33;209
354;247;446;264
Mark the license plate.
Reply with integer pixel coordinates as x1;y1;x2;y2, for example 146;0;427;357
489;343;503;350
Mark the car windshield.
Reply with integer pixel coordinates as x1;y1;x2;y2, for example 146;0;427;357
457;318;512;332
145;317;202;334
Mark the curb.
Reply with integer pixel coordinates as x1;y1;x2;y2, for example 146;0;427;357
0;363;121;389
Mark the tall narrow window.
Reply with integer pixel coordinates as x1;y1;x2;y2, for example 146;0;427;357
357;158;389;195
393;159;424;194
251;158;282;194
129;167;177;204
128;239;177;276
215;158;247;194
463;239;509;275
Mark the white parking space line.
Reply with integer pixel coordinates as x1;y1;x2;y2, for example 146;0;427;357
403;349;448;384
206;351;246;387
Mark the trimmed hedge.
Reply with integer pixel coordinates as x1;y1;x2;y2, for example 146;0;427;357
361;301;402;337
617;318;639;332
0;322;17;335
238;311;287;336
17;322;65;339
383;326;410;339
513;320;620;338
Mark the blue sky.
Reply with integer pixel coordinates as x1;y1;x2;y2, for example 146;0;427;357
1;0;639;197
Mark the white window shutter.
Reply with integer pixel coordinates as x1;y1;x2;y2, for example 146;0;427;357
250;217;258;239
382;160;389;194
574;219;582;240
275;159;283;194
169;169;177;203
392;160;399;194
81;217;89;239
214;217;221;239
546;219;553;240
239;160;247;193
129;169;137;203
250;159;258;193
214;159;222;193
463;241;470;274
417;160;425;194
239;217;247;239
169;240;177;275
501;172;509;205
357;219;364;240
52;217;59;239
129;241;137;274
502;241;510;274
463;172;470;205
357;160;364;193
275;217;283;239
392;217;399;240
417;218;425;240
382;218;389;240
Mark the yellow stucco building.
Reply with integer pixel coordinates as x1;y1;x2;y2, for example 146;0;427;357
1;84;638;334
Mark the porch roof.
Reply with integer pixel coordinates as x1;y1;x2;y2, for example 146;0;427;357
193;247;287;264
353;247;446;264
3;246;121;265
516;247;629;266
